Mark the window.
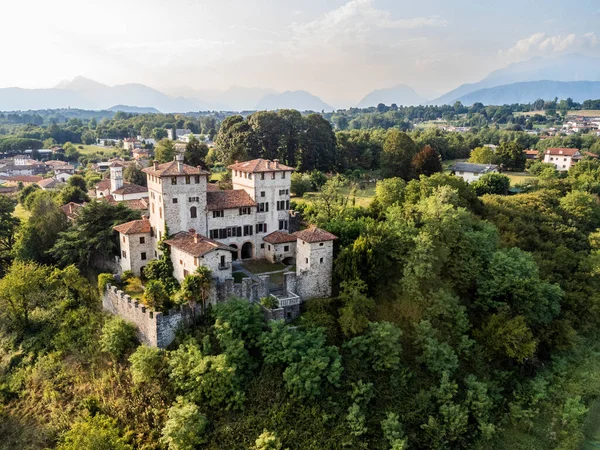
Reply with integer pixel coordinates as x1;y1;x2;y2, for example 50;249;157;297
260;243;265;249
210;229;218;239
320;257;323;264
141;252;147;260
284;245;289;252
183;269;189;277
319;242;324;246
173;198;178;204
243;225;253;236
213;210;224;218
268;245;271;251
258;202;268;212
185;176;190;184
286;189;289;195
281;172;286;179
179;260;183;265
279;220;288;230
220;255;226;268
122;250;127;258
189;196;199;202
139;237;145;244
564;158;567;161
256;223;267;233
154;250;157;257
171;176;177;185
122;236;125;243
195;175;200;183
286;200;289;210
261;173;265;180
261;191;265;197
239;207;251;215
159;207;162;219
271;172;276;179
194;257;198;266
152;203;155;213
277;200;286;210
190;206;197;218
150;227;155;237
305;257;308;264
279;189;286;195
248;173;252;180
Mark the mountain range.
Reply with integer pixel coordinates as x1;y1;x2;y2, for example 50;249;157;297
1;53;600;112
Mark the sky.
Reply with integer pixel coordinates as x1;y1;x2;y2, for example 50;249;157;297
2;0;600;106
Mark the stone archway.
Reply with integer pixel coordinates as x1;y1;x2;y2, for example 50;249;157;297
230;244;239;261
241;242;253;260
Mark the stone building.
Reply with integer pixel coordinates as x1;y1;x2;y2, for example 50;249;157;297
109;155;337;336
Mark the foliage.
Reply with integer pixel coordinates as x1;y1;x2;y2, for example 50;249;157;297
57;414;132;450
380;129;418;180
251;430;284;450
259;321;342;399
123;165;147;187
469;146;499;165
338;278;374;337
0;196;20;269
129;345;166;384
183;135;208;167
412;145;443;177
497;141;526;171
345;321;403;372
155;138;176;163
160;397;209;450
99;316;137;359
57;185;90;205
471;172;510;196
98;273;115;294
290;172;312;196
143;279;168;310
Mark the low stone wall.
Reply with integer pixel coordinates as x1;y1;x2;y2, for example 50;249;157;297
103;284;196;348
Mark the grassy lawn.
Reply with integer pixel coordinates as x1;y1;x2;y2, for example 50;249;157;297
210;172;224;182
240;259;286;274
504;172;534;186
293;183;376;208
13;204;30;221
567;110;600;117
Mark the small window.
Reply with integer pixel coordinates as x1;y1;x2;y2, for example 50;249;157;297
122;236;125;243
248;173;252;180
261;173;265;180
261;191;265;197
305;257;308;264
271;172;275;179
159;207;162;219
139;237;145;244
154;250;157;257
173;198;178;204
141;252;147;260
185;176;190;184
320;257;323;264
183;269;189;277
213;210;224;218
122;250;127;258
195;175;200;183
319;242;324;247
179;260;183;265
171;176;177;185
284;245;289;252
281;172;286;179
268;245;271;250
260;243;265;249
190;206;197;218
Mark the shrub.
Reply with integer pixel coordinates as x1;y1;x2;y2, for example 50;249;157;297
260;296;278;309
161;397;209;450
100;316;137;358
129;345;166;384
57;414;132;450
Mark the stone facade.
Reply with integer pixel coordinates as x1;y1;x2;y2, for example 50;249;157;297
296;239;334;299
118;232;154;274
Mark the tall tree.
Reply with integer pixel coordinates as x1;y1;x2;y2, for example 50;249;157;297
0;196;19;272
412;145;443;177
380;129;418;180
155;138;176;163
496;141;526;171
184;135;209;168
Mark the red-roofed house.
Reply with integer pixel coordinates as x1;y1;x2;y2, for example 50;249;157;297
543;148;581;171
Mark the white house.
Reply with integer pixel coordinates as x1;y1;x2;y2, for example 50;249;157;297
543;148;581;171
450;162;499;183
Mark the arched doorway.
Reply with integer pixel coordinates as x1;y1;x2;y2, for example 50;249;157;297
230;244;239;261
241;242;253;260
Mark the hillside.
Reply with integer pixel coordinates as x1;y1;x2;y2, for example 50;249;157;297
357;84;425;107
255;90;333;111
456;80;600;105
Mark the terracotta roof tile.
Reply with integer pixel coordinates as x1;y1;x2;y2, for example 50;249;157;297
263;231;298;244
95;179;111;191
142;159;210;177
207;182;220;191
165;230;235;257
112;183;148;195
545;148;580;156
293;227;337;243
227;158;295;173
105;196;149;211
37;178;64;189
3;175;43;183
61;202;84;221
206;190;257;211
113;218;151;235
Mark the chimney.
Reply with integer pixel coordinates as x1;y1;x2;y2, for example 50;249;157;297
274;159;279;168
153;160;159;170
189;228;199;243
176;153;184;172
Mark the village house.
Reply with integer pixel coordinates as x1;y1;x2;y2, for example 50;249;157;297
37;177;65;191
123;138;142;151
93;162;148;202
543;148;582;171
450;162;499;183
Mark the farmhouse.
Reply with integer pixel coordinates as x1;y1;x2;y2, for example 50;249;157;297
543;148;582;171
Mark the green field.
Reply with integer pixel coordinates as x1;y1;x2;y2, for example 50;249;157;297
76;144;121;157
504;172;534;186
293;183;376;208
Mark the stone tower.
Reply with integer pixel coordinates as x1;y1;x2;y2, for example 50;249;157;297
294;227;337;299
109;163;123;193
142;154;210;242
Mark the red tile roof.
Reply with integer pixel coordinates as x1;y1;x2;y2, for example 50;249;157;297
165;230;235;257
207;182;220;191
95;179;111;191
228;158;295;173
206;189;257;211
37;178;64;189
112;183;148;195
263;231;298;244
142;160;210;177
105;196;149;211
293;227;337;243
545;148;580;156
113;218;151;235
61;202;84;221
3;175;43;183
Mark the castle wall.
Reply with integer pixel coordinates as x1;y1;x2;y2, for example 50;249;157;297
296;240;333;299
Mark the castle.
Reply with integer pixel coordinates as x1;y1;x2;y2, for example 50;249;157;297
106;155;336;341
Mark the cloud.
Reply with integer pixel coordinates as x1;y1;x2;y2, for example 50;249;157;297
502;32;598;58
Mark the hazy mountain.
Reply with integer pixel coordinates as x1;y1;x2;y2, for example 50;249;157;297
108;105;161;114
358;84;426;107
456;80;600;106
0;87;94;111
255;90;333;111
219;86;278;111
432;53;600;105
